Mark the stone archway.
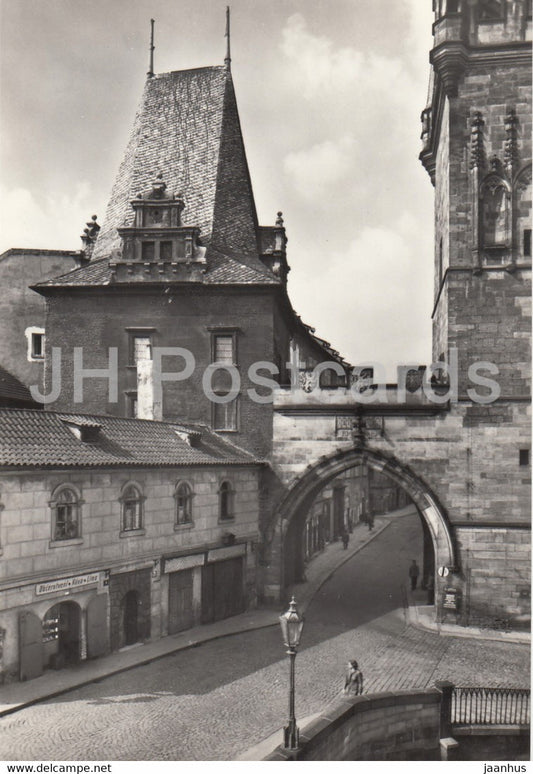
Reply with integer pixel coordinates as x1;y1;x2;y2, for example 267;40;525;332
276;445;456;602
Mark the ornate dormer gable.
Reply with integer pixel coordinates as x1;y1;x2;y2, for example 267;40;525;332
110;174;207;282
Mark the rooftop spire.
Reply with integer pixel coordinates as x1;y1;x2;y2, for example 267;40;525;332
147;18;155;78
224;6;231;71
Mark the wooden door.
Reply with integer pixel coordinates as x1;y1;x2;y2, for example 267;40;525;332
19;611;43;681
213;558;244;621
168;569;194;634
201;564;215;624
123;590;139;645
87;595;109;658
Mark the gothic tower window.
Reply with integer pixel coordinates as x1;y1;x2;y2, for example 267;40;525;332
480;174;511;250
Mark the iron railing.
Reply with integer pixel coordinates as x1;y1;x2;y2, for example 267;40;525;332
452;687;530;726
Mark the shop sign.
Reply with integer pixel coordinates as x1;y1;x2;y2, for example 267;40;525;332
164;553;205;574
207;543;246;563
36;572;100;596
443;587;459;610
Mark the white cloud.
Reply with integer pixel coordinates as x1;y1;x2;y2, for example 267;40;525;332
283;136;356;199
0;183;94;254
281;14;364;99
288;213;434;378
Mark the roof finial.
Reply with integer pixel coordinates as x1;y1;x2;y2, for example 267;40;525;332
224;6;231;71
147;19;155;78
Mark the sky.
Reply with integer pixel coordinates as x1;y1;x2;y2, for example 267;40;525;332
0;0;435;378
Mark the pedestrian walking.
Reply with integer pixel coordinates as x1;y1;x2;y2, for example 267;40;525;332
341;530;349;550
409;559;420;591
367;512;374;531
343;659;364;696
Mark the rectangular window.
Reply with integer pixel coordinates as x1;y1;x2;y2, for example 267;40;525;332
141;241;155;261
133;336;151;363
160;241;173;261
519;449;530;467
126;392;138;418
213;397;238;431
31;332;44;359
214;334;234;364
524;229;531;258
128;335;152;366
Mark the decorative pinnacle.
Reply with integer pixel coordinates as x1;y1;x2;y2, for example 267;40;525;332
469;111;485;170
276;211;284;227
224;6;231;71
147;19;155;78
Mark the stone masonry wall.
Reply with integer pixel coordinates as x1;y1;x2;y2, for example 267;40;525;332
0;465;260;585
43;288;277;459
269;392;530;622
266;689;441;761
0;250;80;390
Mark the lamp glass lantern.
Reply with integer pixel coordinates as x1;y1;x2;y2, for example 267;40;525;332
279;596;304;649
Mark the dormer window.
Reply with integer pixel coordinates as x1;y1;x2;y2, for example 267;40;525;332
141;242;155;261
160;241;173;261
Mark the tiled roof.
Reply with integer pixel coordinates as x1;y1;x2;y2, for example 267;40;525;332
0;367;36;405
0;409;261;469
33;246;279;289
93;67;260;267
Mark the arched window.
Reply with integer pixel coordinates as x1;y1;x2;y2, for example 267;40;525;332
175;482;194;525
219;481;234;521
50;485;81;541
480;174;511;249
120;483;144;532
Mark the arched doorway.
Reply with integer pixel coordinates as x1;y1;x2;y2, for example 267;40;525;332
122;590;140;646
277;446;455;598
43;601;81;669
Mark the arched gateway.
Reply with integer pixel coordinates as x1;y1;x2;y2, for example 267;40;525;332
273;445;456;615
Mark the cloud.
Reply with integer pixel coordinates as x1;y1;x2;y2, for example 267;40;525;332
0;183;94;254
281;13;364;99
283;136;356;199
278;14;424;208
288;212;434;378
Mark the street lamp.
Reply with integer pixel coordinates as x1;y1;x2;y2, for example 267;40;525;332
279;596;305;750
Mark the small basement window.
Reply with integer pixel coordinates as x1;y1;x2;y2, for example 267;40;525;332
519;449;530;466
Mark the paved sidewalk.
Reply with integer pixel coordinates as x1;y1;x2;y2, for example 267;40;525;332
0;511;393;717
406;589;530;644
1;504;527;719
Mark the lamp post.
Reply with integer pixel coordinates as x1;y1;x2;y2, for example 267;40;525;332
279;596;305;750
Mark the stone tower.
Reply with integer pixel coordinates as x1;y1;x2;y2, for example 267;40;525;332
420;0;531;393
418;0;531;624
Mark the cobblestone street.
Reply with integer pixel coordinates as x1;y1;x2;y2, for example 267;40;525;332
0;513;529;761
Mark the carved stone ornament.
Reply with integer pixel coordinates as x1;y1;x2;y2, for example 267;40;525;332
469;112;485;170
298;371;317;393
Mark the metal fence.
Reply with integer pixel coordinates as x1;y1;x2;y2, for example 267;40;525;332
452;687;530;726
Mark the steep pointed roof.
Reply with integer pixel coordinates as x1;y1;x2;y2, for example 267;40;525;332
93;66;261;266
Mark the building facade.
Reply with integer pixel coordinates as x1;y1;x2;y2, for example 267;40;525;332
0;409;261;682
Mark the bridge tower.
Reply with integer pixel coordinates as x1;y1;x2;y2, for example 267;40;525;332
420;0;531;392
267;1;531;628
